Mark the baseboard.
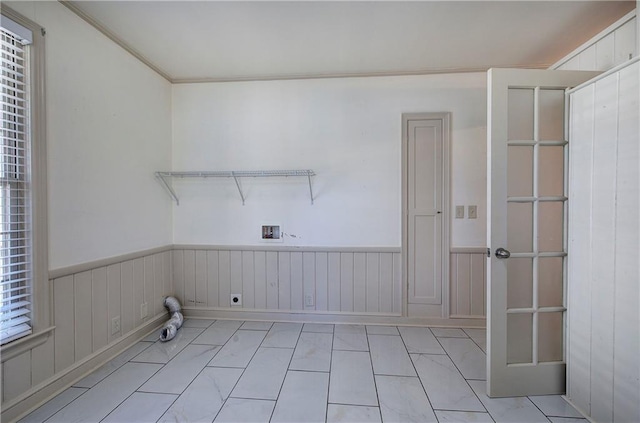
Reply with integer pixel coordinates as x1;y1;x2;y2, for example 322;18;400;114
184;307;486;328
2;314;166;423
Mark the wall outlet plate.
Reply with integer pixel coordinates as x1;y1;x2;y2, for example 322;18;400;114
468;205;477;219
230;294;242;306
304;294;314;307
140;303;148;319
455;205;465;219
111;316;121;335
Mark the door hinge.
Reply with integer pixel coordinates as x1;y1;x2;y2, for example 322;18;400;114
487;248;491;257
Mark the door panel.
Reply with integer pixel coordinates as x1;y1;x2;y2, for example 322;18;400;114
406;117;446;306
487;68;599;397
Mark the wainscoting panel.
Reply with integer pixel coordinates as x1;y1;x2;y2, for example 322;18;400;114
1;247;172;414
551;11;636;72
172;247;402;315
449;249;487;319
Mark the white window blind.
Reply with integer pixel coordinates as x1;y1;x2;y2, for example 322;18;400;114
0;22;32;345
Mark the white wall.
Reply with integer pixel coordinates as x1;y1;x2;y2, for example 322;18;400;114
172;73;487;248
6;1;173;270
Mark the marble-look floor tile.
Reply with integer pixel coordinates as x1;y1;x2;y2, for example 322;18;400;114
271;371;329;423
139;344;220;394
131;327;204;364
431;328;469;338
411;353;484;412
240;321;274;331
158;367;243;423
303;323;334;333
333;324;368;351
47;362;162;423
18;387;87;423
142;330;163;342
376;375;437;422
102;392;177;423
528;396;583;418
73;342;152;388
548;418;587;423
208;330;267;368
192;320;243;345
261;322;303;348
435;410;495;422
326;404;382;423
398;326;445;354
231;347;294;400
366;325;399;335
438;337;486;380
329;350;378;406
469;380;550;423
464;328;487;353
289;332;332;372
182;318;215;328
214;398;275;423
368;335;416;376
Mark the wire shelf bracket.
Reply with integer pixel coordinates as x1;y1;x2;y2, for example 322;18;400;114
155;169;316;206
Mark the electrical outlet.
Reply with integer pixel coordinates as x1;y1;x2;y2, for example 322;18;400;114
140;302;148;319
468;205;477;219
455;205;465;219
230;294;242;306
304;294;314;307
111;316;121;335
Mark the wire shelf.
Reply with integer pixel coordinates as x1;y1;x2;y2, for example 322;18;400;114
155;170;316;205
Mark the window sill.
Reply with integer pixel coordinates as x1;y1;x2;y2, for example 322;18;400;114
0;326;55;363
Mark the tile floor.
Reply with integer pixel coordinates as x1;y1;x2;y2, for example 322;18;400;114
19;320;587;423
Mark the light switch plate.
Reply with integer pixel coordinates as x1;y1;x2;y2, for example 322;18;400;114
455;206;465;219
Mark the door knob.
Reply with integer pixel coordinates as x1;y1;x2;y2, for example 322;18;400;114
495;247;511;259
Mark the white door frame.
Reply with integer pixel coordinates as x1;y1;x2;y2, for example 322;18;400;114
401;113;451;317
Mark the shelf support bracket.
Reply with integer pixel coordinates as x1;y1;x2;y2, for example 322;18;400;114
231;172;246;205
307;174;314;205
156;173;180;205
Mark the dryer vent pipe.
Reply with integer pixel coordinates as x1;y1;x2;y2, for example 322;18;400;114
159;296;184;342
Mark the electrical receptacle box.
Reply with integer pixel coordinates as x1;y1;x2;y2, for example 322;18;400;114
455;206;464;219
261;225;283;242
140;303;148;319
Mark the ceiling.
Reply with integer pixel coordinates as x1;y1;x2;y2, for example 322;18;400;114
66;1;635;83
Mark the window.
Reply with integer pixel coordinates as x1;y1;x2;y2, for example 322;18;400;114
0;12;46;345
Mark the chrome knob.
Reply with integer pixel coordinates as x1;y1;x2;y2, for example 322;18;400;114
495;247;511;259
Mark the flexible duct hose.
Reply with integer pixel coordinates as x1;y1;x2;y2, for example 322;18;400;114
159;296;184;342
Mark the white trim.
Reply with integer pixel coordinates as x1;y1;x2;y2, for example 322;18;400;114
0;326;54;362
549;9;637;70
173;244;401;254
185;308;485;328
58;1;172;82
567;55;640;94
48;245;173;279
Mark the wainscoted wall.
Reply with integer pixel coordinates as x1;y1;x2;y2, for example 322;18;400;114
551;10;636;72
172;246;402;315
449;248;487;319
567;59;639;423
0;247;172;422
